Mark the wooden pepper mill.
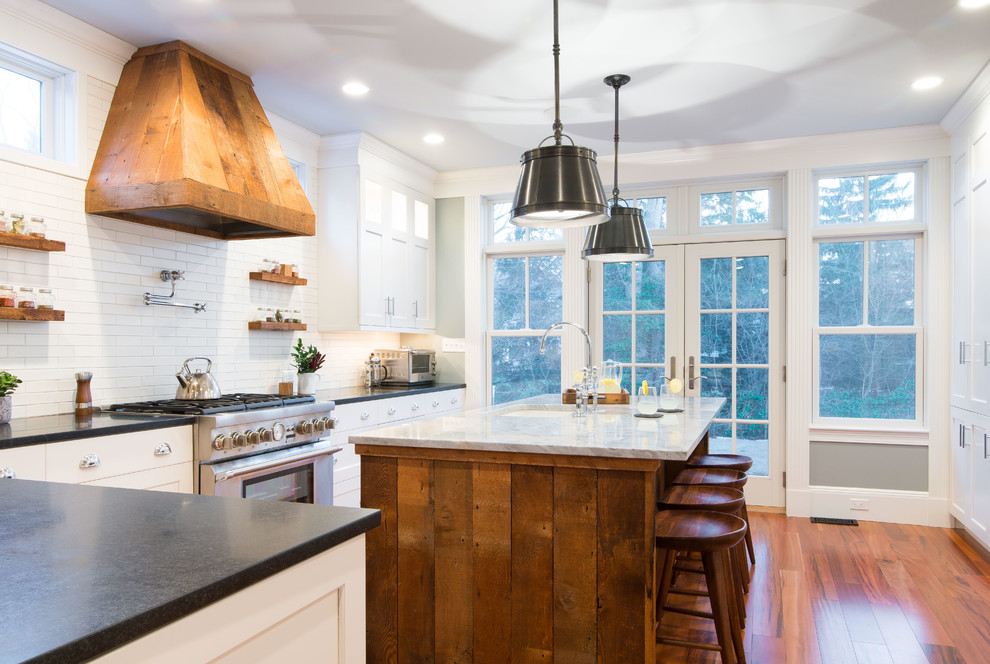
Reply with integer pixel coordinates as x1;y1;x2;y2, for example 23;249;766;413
75;372;93;417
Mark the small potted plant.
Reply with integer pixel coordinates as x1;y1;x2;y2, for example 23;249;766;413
0;371;22;424
291;339;325;395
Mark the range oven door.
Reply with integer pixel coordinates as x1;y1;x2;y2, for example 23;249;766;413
200;440;340;505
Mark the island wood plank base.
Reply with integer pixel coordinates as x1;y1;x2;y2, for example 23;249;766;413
358;439;707;664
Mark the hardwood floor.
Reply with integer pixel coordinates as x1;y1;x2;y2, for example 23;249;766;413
656;512;990;663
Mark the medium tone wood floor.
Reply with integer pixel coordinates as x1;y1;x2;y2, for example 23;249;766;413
657;512;990;663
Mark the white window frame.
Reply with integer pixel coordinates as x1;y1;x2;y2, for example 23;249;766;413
0;42;76;163
812;232;926;430
610;185;681;236
813;164;926;238
287;157;307;195
486;195;565;247
687;177;784;235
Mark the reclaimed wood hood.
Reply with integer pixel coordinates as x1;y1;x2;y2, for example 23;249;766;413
85;41;315;240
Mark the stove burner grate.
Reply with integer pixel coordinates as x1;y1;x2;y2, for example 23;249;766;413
106;393;317;416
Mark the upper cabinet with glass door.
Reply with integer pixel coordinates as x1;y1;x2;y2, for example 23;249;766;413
318;133;437;333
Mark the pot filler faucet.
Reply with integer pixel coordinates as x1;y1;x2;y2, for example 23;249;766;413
539;321;598;416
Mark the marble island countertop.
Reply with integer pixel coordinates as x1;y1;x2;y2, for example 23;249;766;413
350;394;725;460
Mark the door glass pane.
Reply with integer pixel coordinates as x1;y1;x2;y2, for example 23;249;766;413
491;337;560;405
700;191;733;226
529;255;563;329
737;368;768;420
700;258;733;309
700;313;732;363
637;197;667;230
736;189;769;224
603;262;631;311
736;312;769;364
819;334;916;419
736;256;769;309
738;423;769;476
708;422;733;454
819;241;864;326
868;173;915;222
868;239;914;326
603;314;632;364
636;260;665;310
818;176;865;225
634;366;665;394
391;191;407;231
492;258;525;329
635;314;665;364
702;368;733;419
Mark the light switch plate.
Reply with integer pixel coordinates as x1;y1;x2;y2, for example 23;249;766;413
442;337;467;353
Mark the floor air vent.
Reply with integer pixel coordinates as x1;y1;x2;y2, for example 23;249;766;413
810;517;859;526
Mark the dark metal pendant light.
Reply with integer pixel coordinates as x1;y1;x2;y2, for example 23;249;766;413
510;0;609;229
582;74;653;262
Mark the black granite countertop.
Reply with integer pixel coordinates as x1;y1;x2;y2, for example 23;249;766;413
0;412;197;451
322;382;466;405
0;479;380;664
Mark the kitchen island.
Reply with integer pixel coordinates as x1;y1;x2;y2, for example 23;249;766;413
0;479;380;663
353;395;724;664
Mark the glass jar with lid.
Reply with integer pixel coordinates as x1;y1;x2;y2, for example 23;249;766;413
9;213;26;235
28;217;46;239
268;258;280;274
0;284;15;308
264;307;275;322
36;288;54;310
16;286;36;309
0;210;8;233
260;258;272;274
291;309;302;324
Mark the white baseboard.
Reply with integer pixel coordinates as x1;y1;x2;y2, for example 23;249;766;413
786;487;950;527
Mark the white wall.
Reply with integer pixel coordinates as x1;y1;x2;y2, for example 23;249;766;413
0;0;399;417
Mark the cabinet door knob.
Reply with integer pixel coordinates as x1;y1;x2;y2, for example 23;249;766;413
79;454;101;469
360;411;371;420
432;400;440;408
411;403;420;411
0;466;15;479
450;397;458;405
154;442;173;456
387;406;397;416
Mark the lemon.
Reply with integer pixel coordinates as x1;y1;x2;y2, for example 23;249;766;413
669;378;683;394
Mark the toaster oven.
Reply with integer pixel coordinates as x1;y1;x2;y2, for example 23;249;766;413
375;348;436;385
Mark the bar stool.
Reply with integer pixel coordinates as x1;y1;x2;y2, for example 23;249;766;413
655;509;748;664
659;485;750;626
682;456;757;565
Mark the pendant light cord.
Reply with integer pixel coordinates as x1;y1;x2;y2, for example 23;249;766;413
552;0;563;145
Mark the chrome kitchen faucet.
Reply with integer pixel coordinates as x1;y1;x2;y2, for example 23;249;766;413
539;321;599;416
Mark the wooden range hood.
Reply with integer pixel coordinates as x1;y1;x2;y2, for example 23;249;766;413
86;41;315;240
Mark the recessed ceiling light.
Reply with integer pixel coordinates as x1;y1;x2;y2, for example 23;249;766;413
423;133;444;145
342;82;370;97
960;0;990;8
911;76;943;91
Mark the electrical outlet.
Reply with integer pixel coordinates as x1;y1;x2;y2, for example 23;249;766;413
850;498;869;511
441;337;467;353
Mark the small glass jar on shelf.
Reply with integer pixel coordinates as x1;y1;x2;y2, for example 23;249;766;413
0;284;15;308
290;309;302;324
260;258;272;274
264;307;275;322
28;217;46;239
0;210;8;233
268;258;280;274
16;286;36;309
9;212;27;235
36;288;54;310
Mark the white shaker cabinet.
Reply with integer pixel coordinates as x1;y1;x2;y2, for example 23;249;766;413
319;133;436;333
0;445;46;481
950;406;990;548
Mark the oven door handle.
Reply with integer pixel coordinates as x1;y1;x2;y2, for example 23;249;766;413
213;445;342;484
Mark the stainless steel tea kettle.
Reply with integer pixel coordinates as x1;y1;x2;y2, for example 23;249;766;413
175;357;222;399
365;352;388;388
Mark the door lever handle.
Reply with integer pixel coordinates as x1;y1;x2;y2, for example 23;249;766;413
688;356;704;390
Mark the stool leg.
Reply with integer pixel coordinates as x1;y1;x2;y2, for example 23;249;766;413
721;549;748;664
742;502;756;565
655;547;677;630
701;550;736;664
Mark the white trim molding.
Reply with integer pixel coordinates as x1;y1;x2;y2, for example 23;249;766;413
788;486;950;527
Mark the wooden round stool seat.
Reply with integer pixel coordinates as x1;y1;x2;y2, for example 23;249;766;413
686;453;754;472
672;467;747;489
655;510;747;552
660;485;745;514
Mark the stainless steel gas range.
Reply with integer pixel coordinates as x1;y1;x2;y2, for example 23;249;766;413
105;394;338;505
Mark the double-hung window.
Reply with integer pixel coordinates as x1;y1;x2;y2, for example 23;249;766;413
0;43;75;162
486;200;564;405
813;168;924;426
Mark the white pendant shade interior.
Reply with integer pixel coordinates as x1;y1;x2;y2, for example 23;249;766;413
510;0;608;229
582;74;654;262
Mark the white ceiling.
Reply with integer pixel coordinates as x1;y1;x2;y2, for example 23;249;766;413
40;0;990;172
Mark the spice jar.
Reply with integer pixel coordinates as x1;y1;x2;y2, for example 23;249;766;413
17;286;36;309
0;210;7;233
36;288;54;310
268;259;280;274
274;308;284;322
9;212;26;235
291;309;302;324
256;307;266;321
0;284;15;308
264;307;275;322
28;217;46;239
260;258;272;274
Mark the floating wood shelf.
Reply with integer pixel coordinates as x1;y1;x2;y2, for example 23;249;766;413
0;307;65;321
248;321;306;331
0;231;66;252
248;272;307;286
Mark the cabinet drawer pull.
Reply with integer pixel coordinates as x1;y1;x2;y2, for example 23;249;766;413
360;411;371;420
387;406;397;416
0;466;15;479
79;454;101;469
432;400;440;408
411;403;420;411
450;396;458;405
154;442;173;456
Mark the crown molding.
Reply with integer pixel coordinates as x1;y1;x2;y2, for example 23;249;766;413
319;132;437;194
941;60;990;134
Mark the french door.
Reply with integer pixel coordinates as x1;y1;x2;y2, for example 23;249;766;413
591;240;785;507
